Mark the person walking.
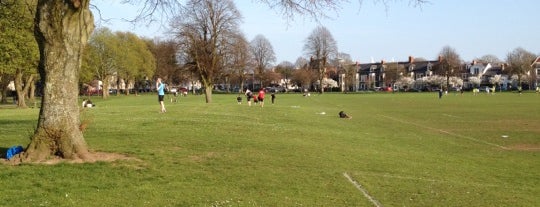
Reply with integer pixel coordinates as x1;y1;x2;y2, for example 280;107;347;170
271;91;276;104
156;78;166;113
245;89;253;106
258;88;266;107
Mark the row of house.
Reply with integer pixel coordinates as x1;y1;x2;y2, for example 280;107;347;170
351;56;540;91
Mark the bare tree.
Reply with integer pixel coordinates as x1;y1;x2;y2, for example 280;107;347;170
437;45;462;90
223;33;250;93
256;0;427;21
249;34;276;89
506;47;536;90
294;57;309;69
147;39;181;85
304;26;338;93
172;0;242;103
478;54;502;64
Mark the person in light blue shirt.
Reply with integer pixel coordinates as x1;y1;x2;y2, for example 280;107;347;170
156;78;166;113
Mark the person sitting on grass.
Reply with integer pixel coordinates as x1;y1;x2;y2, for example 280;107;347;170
82;99;95;108
237;96;242;104
339;111;351;119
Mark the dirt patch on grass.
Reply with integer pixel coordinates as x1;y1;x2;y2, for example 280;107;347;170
505;144;540;152
188;152;217;162
1;151;140;165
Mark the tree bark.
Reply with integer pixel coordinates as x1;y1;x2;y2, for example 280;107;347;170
24;0;94;161
204;85;213;103
101;75;111;99
28;74;36;103
14;69;35;108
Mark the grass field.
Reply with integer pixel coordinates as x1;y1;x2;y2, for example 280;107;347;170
1;92;539;206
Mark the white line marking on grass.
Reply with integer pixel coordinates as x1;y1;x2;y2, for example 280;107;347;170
442;113;459;118
379;115;508;150
343;173;383;207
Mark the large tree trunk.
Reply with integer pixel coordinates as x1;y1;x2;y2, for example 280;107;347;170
28;74;37;103
101;75;110;99
24;0;94;162
14;69;33;108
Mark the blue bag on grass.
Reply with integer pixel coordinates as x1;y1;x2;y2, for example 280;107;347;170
6;145;23;160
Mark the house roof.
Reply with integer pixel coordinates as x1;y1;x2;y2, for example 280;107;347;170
532;56;540;67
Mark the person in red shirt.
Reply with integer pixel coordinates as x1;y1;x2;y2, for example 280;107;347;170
258;88;266;107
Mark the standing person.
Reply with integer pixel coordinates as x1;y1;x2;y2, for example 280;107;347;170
271;91;276;104
245;89;253;106
258;88;266;107
536;86;539;95
156;78;166;113
438;88;443;99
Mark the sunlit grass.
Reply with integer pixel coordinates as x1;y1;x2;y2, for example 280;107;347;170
1;91;539;206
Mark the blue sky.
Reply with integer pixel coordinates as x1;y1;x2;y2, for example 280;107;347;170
91;0;539;64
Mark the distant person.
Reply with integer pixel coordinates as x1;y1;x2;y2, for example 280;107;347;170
156;78;166;113
258;88;266;107
339;111;352;119
271;92;276;104
438;88;443;99
82;99;95;108
237;96;242;104
536;86;539;95
253;95;259;104
245;89;253;106
518;86;522;95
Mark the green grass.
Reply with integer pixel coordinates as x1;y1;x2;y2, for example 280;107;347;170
1;92;539;206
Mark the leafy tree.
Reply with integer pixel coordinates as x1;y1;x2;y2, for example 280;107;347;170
489;74;502;92
396;76;414;91
304;26;338;93
506;47;536;89
0;0;39;107
114;32;155;95
82;27;120;98
468;76;481;88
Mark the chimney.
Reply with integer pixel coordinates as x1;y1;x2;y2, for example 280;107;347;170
381;60;385;64
438;55;443;62
409;56;414;63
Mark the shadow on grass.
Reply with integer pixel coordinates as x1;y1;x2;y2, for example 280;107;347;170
0;147;9;159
